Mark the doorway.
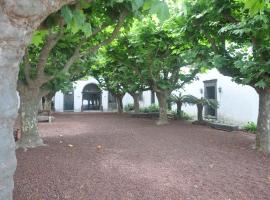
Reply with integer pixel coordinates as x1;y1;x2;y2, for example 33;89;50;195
82;83;102;111
64;90;74;111
204;79;217;118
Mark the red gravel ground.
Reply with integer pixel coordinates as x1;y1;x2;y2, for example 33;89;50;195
14;113;270;200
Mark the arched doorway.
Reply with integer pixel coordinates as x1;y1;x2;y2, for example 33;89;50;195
82;83;102;111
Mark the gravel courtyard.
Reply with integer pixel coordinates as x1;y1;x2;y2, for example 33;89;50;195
14;113;270;200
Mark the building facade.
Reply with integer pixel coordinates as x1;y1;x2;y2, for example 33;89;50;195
54;69;259;125
54;77;155;112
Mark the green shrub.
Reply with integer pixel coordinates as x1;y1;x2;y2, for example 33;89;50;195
244;122;257;133
140;104;159;113
124;103;134;112
170;110;193;120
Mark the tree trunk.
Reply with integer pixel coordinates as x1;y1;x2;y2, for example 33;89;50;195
156;90;169;125
197;104;204;122
43;92;55;111
0;1;75;199
0;46;19;200
176;102;182;117
131;93;140;114
17;87;45;149
256;88;270;152
116;95;124;114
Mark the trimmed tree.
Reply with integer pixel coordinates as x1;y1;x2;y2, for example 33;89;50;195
16;2;130;149
123;17;207;125
0;0;170;198
184;0;270;152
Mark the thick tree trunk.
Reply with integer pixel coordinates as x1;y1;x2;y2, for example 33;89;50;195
176;102;182;117
156;91;169;125
17;87;45;149
0;47;19;200
116;95;124;114
0;1;75;199
197;104;204;122
256;88;270;152
131;93;140;114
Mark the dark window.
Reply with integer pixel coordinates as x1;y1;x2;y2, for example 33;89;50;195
151;91;155;104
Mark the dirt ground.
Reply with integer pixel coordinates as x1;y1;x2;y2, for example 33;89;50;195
14;113;270;200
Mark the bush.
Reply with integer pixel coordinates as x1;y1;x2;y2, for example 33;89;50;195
244;122;257;133
140;104;159;113
124;103;134;112
170;110;193;120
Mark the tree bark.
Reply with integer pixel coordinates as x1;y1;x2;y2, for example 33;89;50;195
17;86;45;149
176;102;182;117
0;1;76;199
156;90;169;125
197;104;204;122
130;93;140;114
43;92;55;111
256;88;270;152
0;46;18;200
116;94;124;114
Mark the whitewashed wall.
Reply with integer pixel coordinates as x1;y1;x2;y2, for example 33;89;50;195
54;71;258;125
181;69;259;125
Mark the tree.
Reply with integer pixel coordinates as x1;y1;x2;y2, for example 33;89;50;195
0;0;170;199
184;95;218;123
170;93;193;117
124;17;207;125
103;37;151;113
184;0;270;152
16;1;130;149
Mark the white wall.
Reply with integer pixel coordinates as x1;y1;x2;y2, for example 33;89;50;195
54;92;64;112
181;69;259;125
54;71;258;125
54;77;105;112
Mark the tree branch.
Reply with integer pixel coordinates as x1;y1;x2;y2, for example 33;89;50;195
36;29;64;83
61;9;128;74
22;48;32;85
82;9;129;56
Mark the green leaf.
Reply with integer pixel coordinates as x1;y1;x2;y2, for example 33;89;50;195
244;0;267;15
143;0;156;10
81;23;92;37
69;19;80;34
255;79;268;88
132;0;145;11
73;9;86;27
61;6;73;24
31;30;48;46
149;1;170;22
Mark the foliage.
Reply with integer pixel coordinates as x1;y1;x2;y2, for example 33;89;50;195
125;16;206;94
184;0;270;90
171;110;193;120
184;95;219;109
244;121;257;133
140;104;160;113
170;93;195;105
124;103;135;112
243;0;270;15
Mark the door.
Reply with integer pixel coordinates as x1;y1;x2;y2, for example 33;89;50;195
204;80;217;118
64;90;74;111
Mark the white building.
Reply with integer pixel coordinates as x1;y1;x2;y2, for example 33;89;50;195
54;69;259;125
54;77;155;112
